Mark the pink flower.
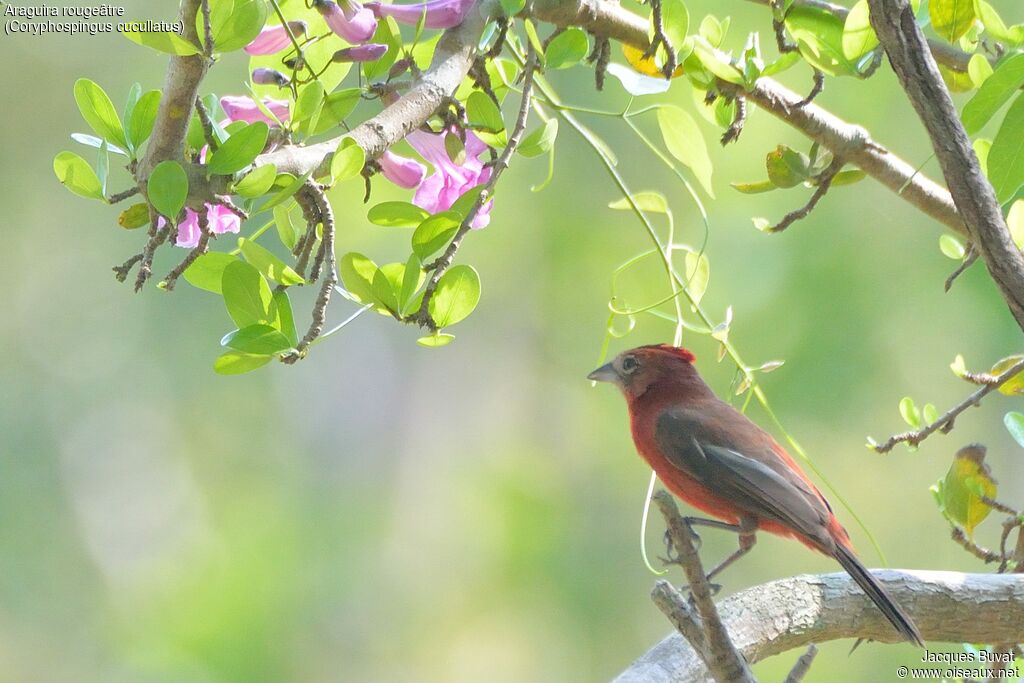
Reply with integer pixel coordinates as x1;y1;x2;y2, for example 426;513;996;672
407;128;492;228
243;21;308;55
251;67;290;87
367;0;476;29
315;0;377;44
380;150;426;189
220;95;290;126
158;204;241;248
332;43;388;63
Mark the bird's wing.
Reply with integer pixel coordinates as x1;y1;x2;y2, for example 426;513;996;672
654;407;834;548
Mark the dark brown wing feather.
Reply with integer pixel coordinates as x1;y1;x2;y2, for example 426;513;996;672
654;406;835;552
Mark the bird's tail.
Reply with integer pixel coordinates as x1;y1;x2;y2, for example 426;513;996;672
833;543;924;647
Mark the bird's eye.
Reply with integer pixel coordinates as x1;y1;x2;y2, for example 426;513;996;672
621;355;639;373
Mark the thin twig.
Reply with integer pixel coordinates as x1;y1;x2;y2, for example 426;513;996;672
201;0;214;59
768;155;844;233
796;69;825;107
872;356;1024;453
112;253;144;282
951;526;1002;564
283;181;337;363
108;187;140;204
720;96;747;146
650;581;709;659
408;41;539;331
268;0;321;85
195;96;220;153
134;207;167;292
783;644;819;683
162;211;213;290
945;244;979;291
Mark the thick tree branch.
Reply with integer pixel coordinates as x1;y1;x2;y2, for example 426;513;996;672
868;0;1024;331
615;570;1024;683
140;0;207;177
530;0;967;236
742;0;973;72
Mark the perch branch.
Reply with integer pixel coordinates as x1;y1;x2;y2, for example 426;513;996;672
871;356;1024;453
615;570;1024;683
653;490;756;683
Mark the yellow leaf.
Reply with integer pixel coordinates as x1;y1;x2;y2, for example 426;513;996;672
942;444;997;538
622;44;685;79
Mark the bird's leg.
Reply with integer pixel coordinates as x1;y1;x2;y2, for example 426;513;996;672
703;517;758;590
664;517;744;565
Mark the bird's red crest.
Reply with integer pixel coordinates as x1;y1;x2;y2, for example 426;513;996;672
640;344;696;363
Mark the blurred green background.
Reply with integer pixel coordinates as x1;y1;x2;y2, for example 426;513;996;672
2;1;1024;681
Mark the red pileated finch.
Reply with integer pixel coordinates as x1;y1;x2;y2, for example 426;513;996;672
589;344;923;647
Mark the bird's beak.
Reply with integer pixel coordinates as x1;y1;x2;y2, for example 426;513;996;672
587;362;619;384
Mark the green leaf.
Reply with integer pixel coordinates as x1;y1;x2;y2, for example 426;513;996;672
987;93;1024;202
399;255;425;315
293;81;325;136
330;138;365;183
260;169;314;211
974;0;1024;46
607;191;669;213
74;79;128;150
222;324;294;354
522;18;546;60
53;151;105;201
368;201;430;227
371;263;406;314
962;54;1024;135
183;252;239;293
831;169;867;186
691;39;745;84
517;119;559;158
659;0;689;52
545;28;588;69
682;248;710;304
271;290;298;346
968;53;994;88
412;211;461;260
842;0;878;60
466;91;505;133
221;260;274;327
210;0;269;52
450;185;488;219
1007;200;1024;249
148;160;189;218
207;122;269;176
234;164;278;198
239;238;305;285
731;180;776;194
363;17;401;81
273;205;299;250
951;353;969;378
939;233;967;259
500;0;525;16
1005;411;1024;447
214;350;274;375
314;89;362;135
339;252;380;306
941;444;996;538
656;105;714;197
766;145;810;188
429;264;481;328
899;396;922;429
930;0;976;43
417;333;456;348
699;15;728;47
991;354;1024;395
124;29;201;56
127;90;161;150
785;5;858;76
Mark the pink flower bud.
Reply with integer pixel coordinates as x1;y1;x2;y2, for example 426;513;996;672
367;0;476;30
315;0;377;44
243;21;307;55
252;68;290;87
380;150;426;189
332;43;388;63
220;95;290;126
